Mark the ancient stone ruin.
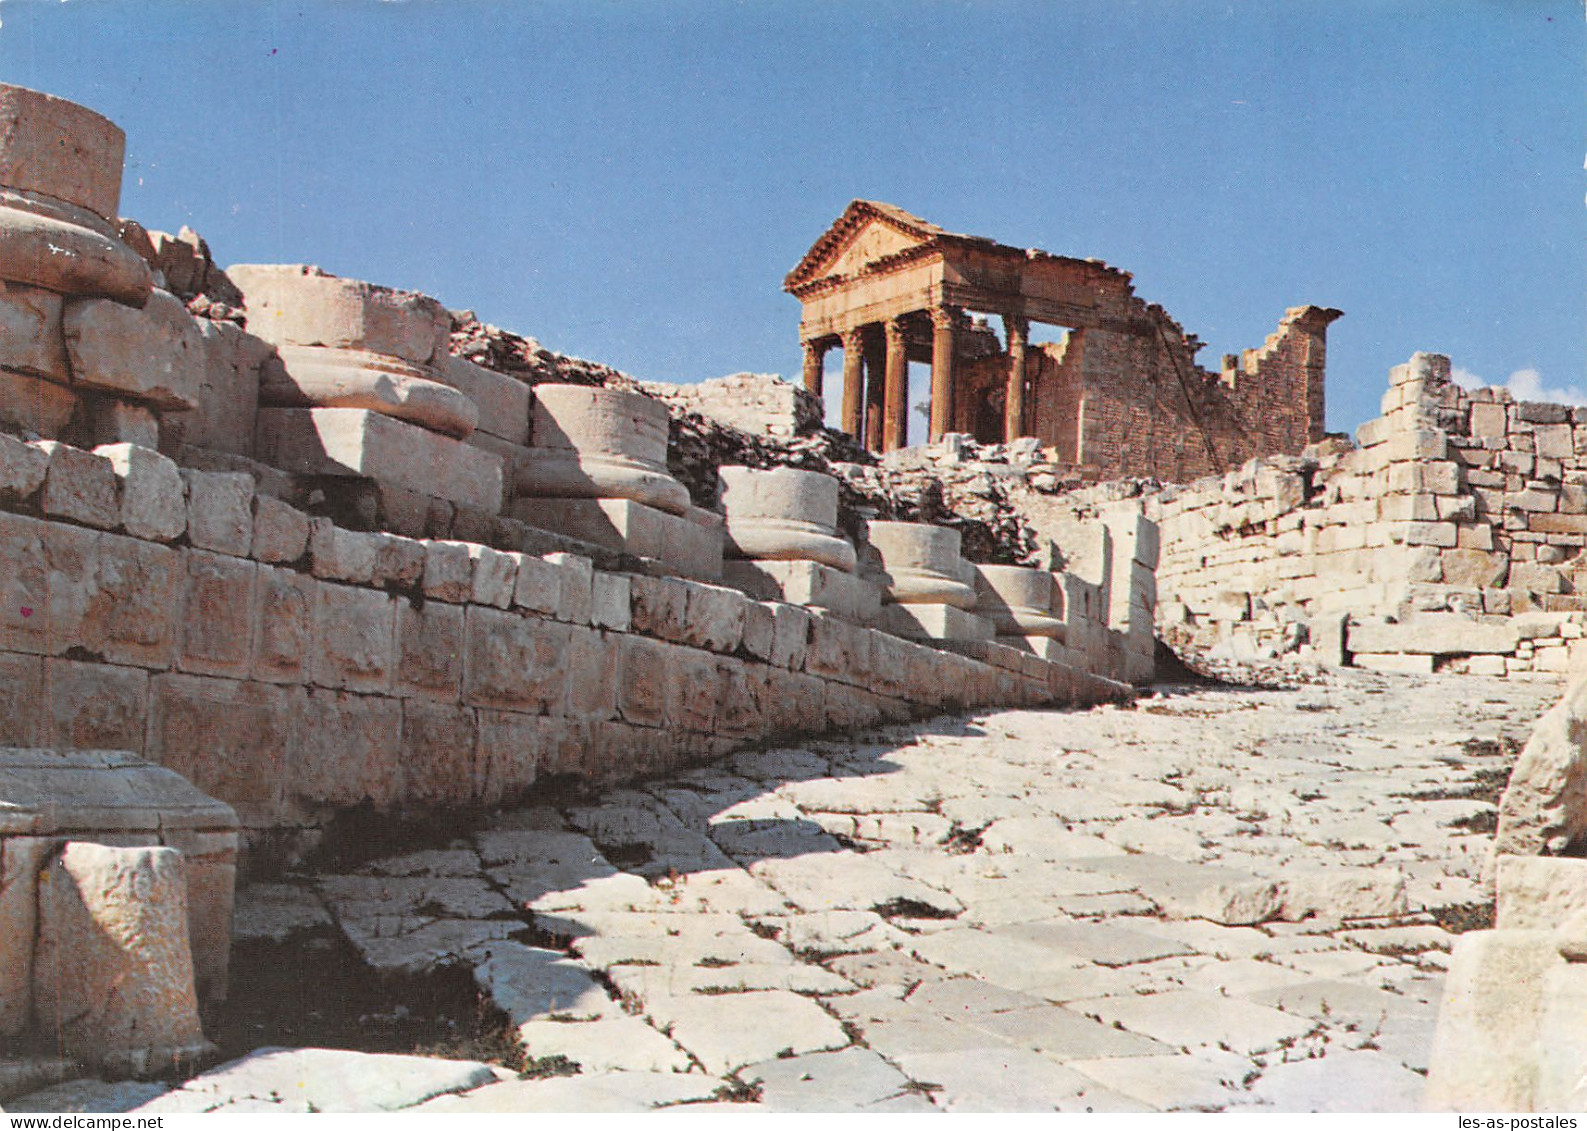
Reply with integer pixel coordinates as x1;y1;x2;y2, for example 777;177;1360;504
2;81;1586;1114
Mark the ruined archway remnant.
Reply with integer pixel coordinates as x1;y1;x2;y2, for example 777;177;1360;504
785;200;1341;482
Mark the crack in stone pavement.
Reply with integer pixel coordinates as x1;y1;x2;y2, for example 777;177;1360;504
20;669;1558;1114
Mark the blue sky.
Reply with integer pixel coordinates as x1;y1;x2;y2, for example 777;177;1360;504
2;0;1579;438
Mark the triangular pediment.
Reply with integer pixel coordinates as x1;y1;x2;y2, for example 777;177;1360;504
785;200;945;291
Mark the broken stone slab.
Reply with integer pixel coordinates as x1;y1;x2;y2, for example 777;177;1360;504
718;465;856;572
512;496;722;581
0;85;153;304
469;940;615;1023
62;289;204;410
260;344;478;438
0;748;238;1006
229;883;332;943
1248;1049;1427;1113
518;384;690;515
517;1016;692;1074
253;407;503;512
1073;989;1313;1057
722;558;881;624
227;264;450;365
743;1047;915;1112
641;988;850;1075
1494;674;1587;858
1066;854;1281;926
860;520;978;608
32;842;213;1078
138;1047;497;1114
1274;865;1407;922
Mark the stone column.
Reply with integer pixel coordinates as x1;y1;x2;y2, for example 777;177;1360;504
840;327;865;442
1004;313;1029;443
863;325;886;454
929;306;959;443
883;317;908;452
801;339;826;395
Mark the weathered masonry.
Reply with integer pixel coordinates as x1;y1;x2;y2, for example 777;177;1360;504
786;200;1341;481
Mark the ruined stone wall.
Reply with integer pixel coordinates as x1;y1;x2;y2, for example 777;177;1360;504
642;372;822;438
957;306;1338;484
1143;353;1587;678
0;431;1127;866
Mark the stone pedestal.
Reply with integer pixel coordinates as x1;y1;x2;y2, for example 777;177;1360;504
512;496;723;581
0;748;239;1032
719;466;856;572
878;603;994;643
861;521;978;608
973;564;1067;638
722;559;880;623
518;384;690;514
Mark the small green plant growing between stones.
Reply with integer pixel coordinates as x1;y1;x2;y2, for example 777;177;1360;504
519;1054;581;1080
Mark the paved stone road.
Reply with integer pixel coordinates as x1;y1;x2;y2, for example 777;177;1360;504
10;671;1557;1113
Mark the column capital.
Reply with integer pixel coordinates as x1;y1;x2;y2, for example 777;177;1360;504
929;305;960;332
884;316;908;346
839;325;866;350
1003;312;1030;344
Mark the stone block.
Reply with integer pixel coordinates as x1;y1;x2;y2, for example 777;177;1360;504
34;440;118;530
62;289;204;411
32;843;210;1076
462;607;569;712
519;384;688;513
878;603;994;643
469;545;517;608
41;658;147;752
250;494;310;564
678;581;747;653
254;407;503;512
289;688;403;813
1425;929;1563;1112
0;370;78;438
306;519;375;584
310;582;394;692
1470;402;1508;439
739;599;776;661
473;710;542;807
372;533;426;588
0;652;43;746
565;624;618;721
399;699;477;808
510;554;562;615
718;465;854;572
1347;614;1519;656
83;396;157;448
1527;512;1587;535
769;602;812;670
0;280;68;382
95;443;184;542
181;469;254;557
1351;652;1434;674
173;551;257;678
590;572;631;632
628;572;688;638
1440;548;1508;588
71;530;182;668
804;612;872;683
252;565;315;684
227;264;449;364
394;599;464;700
148;674;295;827
433;353;530;445
0;430;48;502
860;520;976;608
1496;856;1587;929
546;552;593;623
515;496;722;580
0;84;128;220
616;634;672;727
722;559;882;624
422;539;474;602
0;836;50;1036
175;319;270;458
260;344;477;438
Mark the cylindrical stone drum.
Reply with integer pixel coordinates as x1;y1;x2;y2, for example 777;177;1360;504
973;564;1066;637
228;264;450;365
261;344;479;438
0;84;152;304
861;520;978;608
718;465;856;572
518;384;690;515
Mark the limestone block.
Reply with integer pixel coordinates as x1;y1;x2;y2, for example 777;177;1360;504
1495;678;1587;858
1346;614;1519;656
289;689;402;812
1471;402;1508;439
62;290;203;410
1351;652;1434;674
399;699;478;808
973;565;1066;637
95;443;184;542
516;496;723;580
462;607;569;712
679;581;748;653
518;384;689;515
721;559;881;624
84;397;158;448
34;440;118;529
251;566;312;683
395;600;465;700
1496;856;1587;929
0;836;51;1037
1535;962;1587;1112
803;612;872;684
1425;929;1563;1112
227;264;448;364
564;624;618;723
628;572;688;638
878;602;994;643
433;353;530;444
510;553;562;615
590;571;631;632
616;634;671;727
181;469;254;557
1441;548;1508;589
422;539;474;602
546;552;594;624
310;583;394;693
32;842;210;1076
178;551;257;677
147;675;294;826
250;495;310;564
0;86;153;304
254;407;503;513
860;520;977;608
261;344;477;438
718;465;855;572
0;429;48;501
171;319;269;457
0;280;68;381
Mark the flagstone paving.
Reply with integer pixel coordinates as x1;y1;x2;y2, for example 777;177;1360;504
7;670;1556;1113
